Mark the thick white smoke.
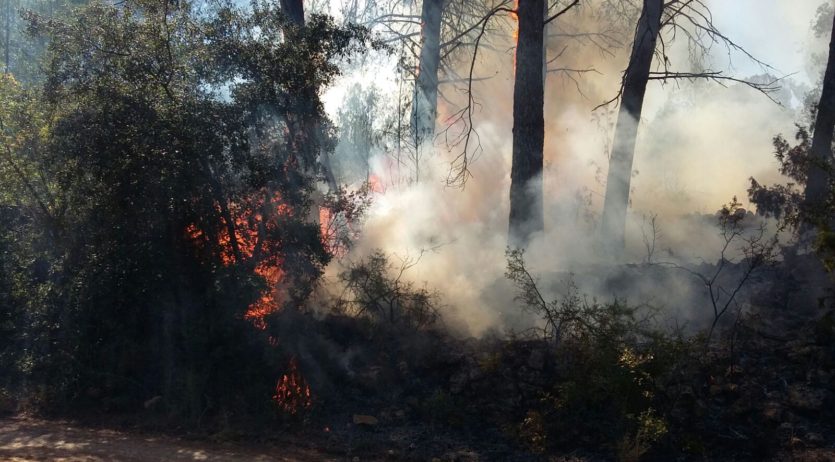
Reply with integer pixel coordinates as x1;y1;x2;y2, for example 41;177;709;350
321;0;827;336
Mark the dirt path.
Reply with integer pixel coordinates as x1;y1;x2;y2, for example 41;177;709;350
0;416;339;462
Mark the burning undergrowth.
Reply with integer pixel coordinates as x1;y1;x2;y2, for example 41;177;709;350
185;190;297;330
200;172;830;461
176;181;374;419
2;0;833;459
165;133;833;460
272;357;313;415
260;239;834;461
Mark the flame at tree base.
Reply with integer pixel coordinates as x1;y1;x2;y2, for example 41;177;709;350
187;190;356;412
273;357;312;415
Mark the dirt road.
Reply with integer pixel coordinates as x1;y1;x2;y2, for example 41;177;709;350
0;416;339;461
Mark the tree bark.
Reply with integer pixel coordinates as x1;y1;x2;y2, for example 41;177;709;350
411;0;443;154
804;12;835;223
4;0;10;74
280;0;338;198
600;0;662;254
508;0;546;247
280;0;304;25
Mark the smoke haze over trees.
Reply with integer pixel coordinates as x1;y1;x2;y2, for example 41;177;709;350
1;0;835;460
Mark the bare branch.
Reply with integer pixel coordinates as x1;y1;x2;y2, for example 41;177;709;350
647;71;785;103
544;0;579;25
443;4;516;187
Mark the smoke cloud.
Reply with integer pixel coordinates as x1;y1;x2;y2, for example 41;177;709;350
321;0;825;336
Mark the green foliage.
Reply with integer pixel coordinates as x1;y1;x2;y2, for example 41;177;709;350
0;73;52;209
506;248;653;345
1;0;81;83
748;117;835;256
0;0;372;424
516;410;547;454
206;3;377;176
747;126;811;226
0;70;56;398
815;310;835;344
506;249;691;458
616;409;668;462
333;83;388;183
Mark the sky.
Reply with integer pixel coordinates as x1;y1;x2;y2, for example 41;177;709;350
707;0;823;86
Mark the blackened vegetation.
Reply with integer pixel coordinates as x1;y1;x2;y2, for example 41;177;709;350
0;0;834;461
272;247;833;461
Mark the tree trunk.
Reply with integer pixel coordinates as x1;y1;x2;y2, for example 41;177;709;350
280;0;304;25
508;0;546;247
281;0;338;192
803;12;835;224
4;0;10;74
599;0;662;254
411;0;443;154
280;0;338;229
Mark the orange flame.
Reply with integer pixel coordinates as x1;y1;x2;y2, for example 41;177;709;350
367;174;385;194
319;205;346;259
186;190;291;329
186;195;316;410
272;357;312;415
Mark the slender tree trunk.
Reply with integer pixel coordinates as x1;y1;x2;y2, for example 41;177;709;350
4;0;10;74
280;0;304;25
279;0;338;232
508;0;546;247
411;0;443;155
541;1;548;83
600;0;662;254
281;0;338;192
804;12;835;223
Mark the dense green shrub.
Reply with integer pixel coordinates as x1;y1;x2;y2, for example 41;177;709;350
0;0;372;424
506;249;694;459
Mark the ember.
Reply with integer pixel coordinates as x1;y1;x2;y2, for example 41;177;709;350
273;357;312;415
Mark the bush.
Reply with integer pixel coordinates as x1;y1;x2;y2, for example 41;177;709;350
0;0;373;426
506;249;692;459
334;251;441;330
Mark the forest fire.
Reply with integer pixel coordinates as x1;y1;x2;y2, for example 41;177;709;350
368;174;384;194
185;191;293;329
187;192;359;327
7;0;833;459
187;193;317;413
272;357;312;415
244;264;284;330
